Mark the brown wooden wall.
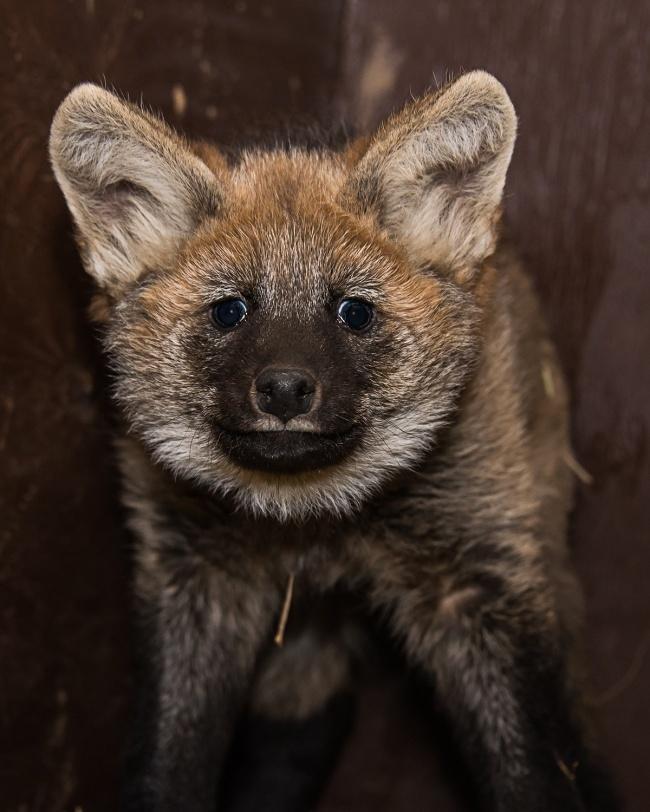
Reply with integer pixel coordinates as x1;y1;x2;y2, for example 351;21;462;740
1;1;648;809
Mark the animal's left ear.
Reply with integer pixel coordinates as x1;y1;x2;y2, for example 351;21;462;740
344;71;517;273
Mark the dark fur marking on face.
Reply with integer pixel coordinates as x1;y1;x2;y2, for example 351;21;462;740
216;427;363;474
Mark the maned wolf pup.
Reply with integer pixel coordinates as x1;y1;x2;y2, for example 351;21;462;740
50;72;615;811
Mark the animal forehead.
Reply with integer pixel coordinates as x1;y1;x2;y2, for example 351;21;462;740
230;148;345;203
189;207;398;311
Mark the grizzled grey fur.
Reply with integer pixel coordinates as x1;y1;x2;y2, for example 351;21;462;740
50;72;616;811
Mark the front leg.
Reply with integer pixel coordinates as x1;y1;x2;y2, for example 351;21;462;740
384;564;617;811
122;549;277;811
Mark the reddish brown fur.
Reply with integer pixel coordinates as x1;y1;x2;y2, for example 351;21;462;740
49;72;616;812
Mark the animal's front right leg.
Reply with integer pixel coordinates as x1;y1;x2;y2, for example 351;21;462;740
122;553;277;812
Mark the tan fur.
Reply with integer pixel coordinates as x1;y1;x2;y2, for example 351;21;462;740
49;73;614;811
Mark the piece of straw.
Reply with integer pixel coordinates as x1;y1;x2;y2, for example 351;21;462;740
541;361;557;399
274;573;295;646
562;448;594;486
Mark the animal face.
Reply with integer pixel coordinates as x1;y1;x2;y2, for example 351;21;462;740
49;72;516;519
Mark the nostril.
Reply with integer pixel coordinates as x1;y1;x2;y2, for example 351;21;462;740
297;382;314;399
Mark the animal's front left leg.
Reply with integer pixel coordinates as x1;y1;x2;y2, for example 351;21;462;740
122;553;278;812
382;564;617;812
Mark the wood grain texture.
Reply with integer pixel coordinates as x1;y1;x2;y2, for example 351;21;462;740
1;1;647;810
0;1;344;810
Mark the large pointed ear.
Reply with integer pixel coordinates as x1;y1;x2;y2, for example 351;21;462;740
344;71;517;273
49;84;221;289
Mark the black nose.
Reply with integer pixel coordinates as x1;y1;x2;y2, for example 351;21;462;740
254;368;317;423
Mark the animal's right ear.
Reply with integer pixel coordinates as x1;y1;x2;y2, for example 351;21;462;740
49;84;221;290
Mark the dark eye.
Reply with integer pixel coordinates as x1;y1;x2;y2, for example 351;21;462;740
210;297;248;329
336;298;374;332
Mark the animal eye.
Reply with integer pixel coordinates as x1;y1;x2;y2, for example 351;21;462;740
210;297;248;329
336;298;374;332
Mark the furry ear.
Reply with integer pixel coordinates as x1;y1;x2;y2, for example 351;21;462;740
345;71;517;273
49;84;221;289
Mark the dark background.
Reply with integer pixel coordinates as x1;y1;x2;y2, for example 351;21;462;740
1;1;648;809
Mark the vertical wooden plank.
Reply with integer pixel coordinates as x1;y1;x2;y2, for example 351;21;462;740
333;3;650;810
0;1;344;809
